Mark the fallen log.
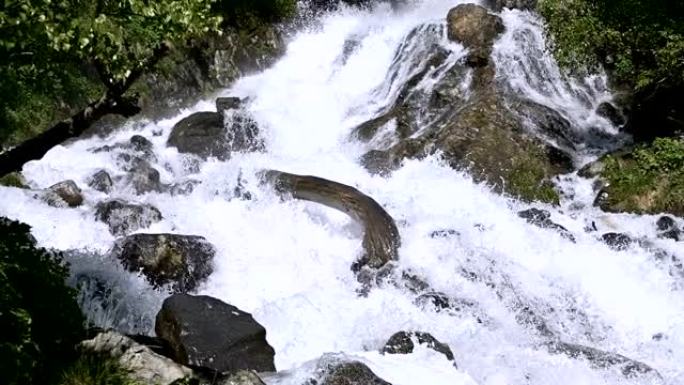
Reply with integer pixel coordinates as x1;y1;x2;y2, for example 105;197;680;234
260;170;400;270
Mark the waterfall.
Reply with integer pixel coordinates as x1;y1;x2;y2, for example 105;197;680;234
1;1;683;384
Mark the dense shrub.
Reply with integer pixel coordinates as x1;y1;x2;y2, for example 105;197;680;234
0;218;85;385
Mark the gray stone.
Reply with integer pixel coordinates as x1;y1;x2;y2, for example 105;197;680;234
155;294;276;374
88;170;114;193
80;331;193;385
548;341;658;377
310;359;392;385
124;159;163;195
216;97;242;113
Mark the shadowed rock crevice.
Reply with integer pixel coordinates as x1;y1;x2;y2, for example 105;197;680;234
259;170;400;271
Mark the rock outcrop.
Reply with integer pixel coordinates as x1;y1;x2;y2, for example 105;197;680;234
354;5;572;204
95;199;163;236
112;234;215;292
88;170;114;193
155;294;276;374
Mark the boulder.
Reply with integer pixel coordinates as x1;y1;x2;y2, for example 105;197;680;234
95;199;163;236
446;4;504;66
219;371;266;385
80;331;193;385
518;208;576;242
310;359;392;385
168;109;263;160
43;180;84;207
601;232;634;251
168;111;227;159
88;170;114;193
382;331;456;365
656;216;681;241
155;294;276;373
113;234;215;292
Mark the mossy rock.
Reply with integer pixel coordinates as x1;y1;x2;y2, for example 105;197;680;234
0;172;28;188
595;137;684;216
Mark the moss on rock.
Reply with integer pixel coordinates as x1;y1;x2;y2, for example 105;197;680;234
597;137;684;216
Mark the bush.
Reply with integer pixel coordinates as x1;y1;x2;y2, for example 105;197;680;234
0;218;86;385
58;355;141;385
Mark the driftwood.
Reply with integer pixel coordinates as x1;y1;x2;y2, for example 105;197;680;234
260;170;400;270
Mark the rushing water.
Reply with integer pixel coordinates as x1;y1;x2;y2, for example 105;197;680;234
1;1;683;384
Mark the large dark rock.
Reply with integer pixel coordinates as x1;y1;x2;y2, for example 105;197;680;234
168;109;263;160
216;97;242;113
168;112;227;159
382;331;456;365
518;208;576;242
155;294;276;374
113;234;215;292
95;200;163;236
43;180;84;207
311;360;392;385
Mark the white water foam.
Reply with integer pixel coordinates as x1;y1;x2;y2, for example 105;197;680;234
1;1;683;384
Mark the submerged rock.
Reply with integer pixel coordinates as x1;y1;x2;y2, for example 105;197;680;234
382;331;456;365
548;341;658;377
309;358;392;385
88;170;114;193
42;180;84;207
601;232;635;251
216;96;242;113
122;158;163;195
113;234;215;292
80;331;193;385
155;294;276;374
656;216;681;241
95;199;163;236
518;208;576;242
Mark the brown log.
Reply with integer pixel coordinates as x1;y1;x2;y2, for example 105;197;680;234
260;170;400;270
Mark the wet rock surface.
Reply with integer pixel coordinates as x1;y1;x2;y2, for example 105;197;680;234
42;180;84;207
308;358;392;385
548;341;658;377
95;199;163;236
155;294;276;374
382;331;456;365
88;170;114;193
113;234;215;292
518;208;576;242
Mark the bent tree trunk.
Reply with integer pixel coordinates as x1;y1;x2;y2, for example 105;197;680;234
0;44;169;178
0;95;140;177
260;170;400;270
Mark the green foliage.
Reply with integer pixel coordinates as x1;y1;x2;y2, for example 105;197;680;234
601;138;684;214
58;354;141;385
0;218;85;385
214;0;297;30
538;0;684;89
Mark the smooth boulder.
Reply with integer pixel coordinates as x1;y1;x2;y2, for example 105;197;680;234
155;294;276;373
95;199;163;236
311;359;392;385
447;4;504;66
123;158;163;194
168;111;228;159
113;234;215;292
